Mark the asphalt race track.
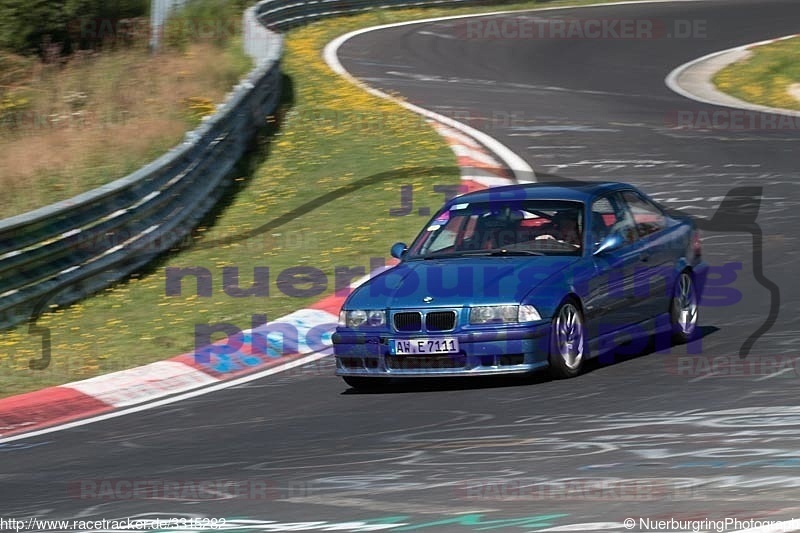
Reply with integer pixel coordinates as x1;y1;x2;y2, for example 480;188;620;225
2;1;800;531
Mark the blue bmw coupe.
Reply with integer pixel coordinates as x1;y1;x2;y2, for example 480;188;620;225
333;181;708;388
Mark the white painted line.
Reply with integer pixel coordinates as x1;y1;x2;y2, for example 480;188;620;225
753;367;795;381
688;371;724;383
429;122;482;148
665;33;800;117
534;523;627;532
325;0;713;185
3;0;714;443
323;19;535;182
0;349;331;444
417;30;457;40
2;268;385;441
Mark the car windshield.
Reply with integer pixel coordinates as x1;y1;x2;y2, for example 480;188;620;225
407;200;584;259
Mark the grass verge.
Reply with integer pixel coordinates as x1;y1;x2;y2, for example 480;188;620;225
0;0;652;397
713;36;800;111
0;30;251;219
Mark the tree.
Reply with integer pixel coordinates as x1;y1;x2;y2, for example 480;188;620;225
0;0;148;56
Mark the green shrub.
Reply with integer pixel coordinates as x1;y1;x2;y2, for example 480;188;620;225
0;0;148;56
164;0;248;51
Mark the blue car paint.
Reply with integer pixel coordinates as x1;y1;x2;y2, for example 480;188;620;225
333;182;708;378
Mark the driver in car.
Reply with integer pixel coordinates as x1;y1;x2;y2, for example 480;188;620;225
536;211;582;247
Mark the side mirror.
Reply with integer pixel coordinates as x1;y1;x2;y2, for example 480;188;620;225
593;233;624;256
390;242;408;259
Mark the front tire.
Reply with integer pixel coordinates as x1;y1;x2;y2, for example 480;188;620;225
549;300;586;379
670;271;698;344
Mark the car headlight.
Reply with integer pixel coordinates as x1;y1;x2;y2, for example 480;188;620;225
470;305;519;324
469;305;542;324
339;309;386;328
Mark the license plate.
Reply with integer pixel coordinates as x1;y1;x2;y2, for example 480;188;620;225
390;338;459;355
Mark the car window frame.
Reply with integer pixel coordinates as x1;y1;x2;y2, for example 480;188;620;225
406;199;587;259
619;189;667;240
590;192;638;250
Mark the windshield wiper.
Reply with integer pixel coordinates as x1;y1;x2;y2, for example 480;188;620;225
452;249;545;257
488;249;544;256
420;249;545;259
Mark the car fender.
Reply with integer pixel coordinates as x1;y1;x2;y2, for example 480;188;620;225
519;259;597;320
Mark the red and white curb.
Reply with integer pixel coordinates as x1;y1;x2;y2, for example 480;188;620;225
430;121;518;191
0;12;532;443
0;96;521;443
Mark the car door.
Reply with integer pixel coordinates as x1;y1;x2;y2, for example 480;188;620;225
585;193;641;338
619;190;672;320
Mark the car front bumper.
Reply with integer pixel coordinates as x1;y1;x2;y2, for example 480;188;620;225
332;324;551;377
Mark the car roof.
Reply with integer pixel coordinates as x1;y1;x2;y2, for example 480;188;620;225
451;180;635;205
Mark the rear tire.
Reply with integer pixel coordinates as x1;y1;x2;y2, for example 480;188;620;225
670;271;698;344
548;300;586;379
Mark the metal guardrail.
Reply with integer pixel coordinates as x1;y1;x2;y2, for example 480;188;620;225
256;0;508;30
0;0;506;330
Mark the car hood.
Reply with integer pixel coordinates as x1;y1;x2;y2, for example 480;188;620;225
346;255;580;309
